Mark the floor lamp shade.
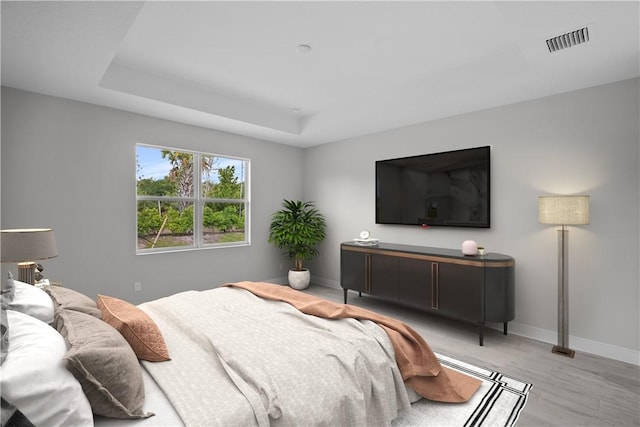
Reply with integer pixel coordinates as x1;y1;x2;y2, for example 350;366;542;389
538;195;590;225
1;228;58;285
538;195;589;358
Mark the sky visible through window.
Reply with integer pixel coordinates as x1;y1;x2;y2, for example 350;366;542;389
137;146;171;180
137;145;245;184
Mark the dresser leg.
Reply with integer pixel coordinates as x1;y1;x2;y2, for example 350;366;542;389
503;322;508;335
479;324;484;346
343;289;348;304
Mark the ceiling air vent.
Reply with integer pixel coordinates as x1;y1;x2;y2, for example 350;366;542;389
546;27;590;53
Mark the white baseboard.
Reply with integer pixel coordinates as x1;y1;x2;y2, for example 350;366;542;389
311;278;639;366
313;277;341;289
507;321;639;366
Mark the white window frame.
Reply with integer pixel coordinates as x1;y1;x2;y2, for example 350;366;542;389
136;143;250;255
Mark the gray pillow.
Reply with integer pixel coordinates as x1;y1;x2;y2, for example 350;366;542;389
55;308;152;419
44;286;102;318
1;398;19;427
1;308;8;365
1;272;15;302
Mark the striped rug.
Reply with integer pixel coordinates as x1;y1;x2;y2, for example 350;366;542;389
392;353;532;427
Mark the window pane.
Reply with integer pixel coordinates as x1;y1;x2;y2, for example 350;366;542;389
136;144;249;254
137;201;195;249
137;146;194;197
202;202;246;244
202;156;246;199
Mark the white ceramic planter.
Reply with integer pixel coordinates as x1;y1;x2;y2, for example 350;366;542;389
288;269;311;290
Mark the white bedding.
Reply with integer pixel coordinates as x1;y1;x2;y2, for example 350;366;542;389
103;286;414;426
94;367;183;427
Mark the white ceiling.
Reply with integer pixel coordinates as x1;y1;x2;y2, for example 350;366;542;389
2;1;639;148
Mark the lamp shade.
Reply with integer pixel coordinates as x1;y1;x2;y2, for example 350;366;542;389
1;228;58;263
538;195;590;225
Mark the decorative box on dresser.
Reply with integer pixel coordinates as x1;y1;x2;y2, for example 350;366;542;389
340;242;515;345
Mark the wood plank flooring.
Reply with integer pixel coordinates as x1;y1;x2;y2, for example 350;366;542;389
304;284;640;426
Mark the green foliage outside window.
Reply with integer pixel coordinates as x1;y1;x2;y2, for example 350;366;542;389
136;145;249;252
137;205;163;236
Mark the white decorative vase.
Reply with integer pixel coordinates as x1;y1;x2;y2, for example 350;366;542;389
461;240;478;256
288;269;311;290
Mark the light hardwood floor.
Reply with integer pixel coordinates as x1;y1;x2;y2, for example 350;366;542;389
304;284;640;427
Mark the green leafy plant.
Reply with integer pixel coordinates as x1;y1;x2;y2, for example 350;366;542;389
268;200;327;271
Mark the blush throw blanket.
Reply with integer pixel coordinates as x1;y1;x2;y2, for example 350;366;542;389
225;281;481;403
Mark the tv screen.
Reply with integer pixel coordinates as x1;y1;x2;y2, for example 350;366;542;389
376;146;490;228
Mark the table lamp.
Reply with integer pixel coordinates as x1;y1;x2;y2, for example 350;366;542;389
1;228;58;285
538;195;589;358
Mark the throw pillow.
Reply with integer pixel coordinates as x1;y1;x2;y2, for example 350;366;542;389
7;280;54;324
55;307;153;419
1;272;15;302
0;308;7;365
96;295;170;362
44;285;102;318
0;309;93;426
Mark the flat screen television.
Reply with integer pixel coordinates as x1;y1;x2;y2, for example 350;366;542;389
376;146;490;228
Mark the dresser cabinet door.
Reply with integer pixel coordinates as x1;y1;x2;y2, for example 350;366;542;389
435;263;483;322
485;265;515;322
371;254;398;302
341;250;370;293
396;257;431;311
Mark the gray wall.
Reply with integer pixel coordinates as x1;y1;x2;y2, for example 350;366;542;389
1;87;302;303
2;79;638;364
304;78;639;364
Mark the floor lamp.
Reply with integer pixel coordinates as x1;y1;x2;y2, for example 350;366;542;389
538;195;589;358
1;228;58;285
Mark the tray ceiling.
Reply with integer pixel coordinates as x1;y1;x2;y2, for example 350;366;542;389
2;1;638;147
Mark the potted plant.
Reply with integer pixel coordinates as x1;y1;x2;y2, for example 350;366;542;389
268;199;327;289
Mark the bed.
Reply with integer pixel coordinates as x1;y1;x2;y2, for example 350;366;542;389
1;277;480;426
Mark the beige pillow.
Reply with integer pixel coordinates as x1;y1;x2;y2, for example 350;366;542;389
97;295;170;362
44;286;102;318
55;308;152;419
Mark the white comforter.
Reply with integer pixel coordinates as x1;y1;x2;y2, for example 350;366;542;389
138;286;412;426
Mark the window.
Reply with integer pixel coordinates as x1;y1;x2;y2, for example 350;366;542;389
136;144;249;253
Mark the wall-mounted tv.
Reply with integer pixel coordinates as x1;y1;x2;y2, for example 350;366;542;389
376;146;490;228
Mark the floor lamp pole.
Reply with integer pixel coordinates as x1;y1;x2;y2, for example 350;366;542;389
553;225;575;358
